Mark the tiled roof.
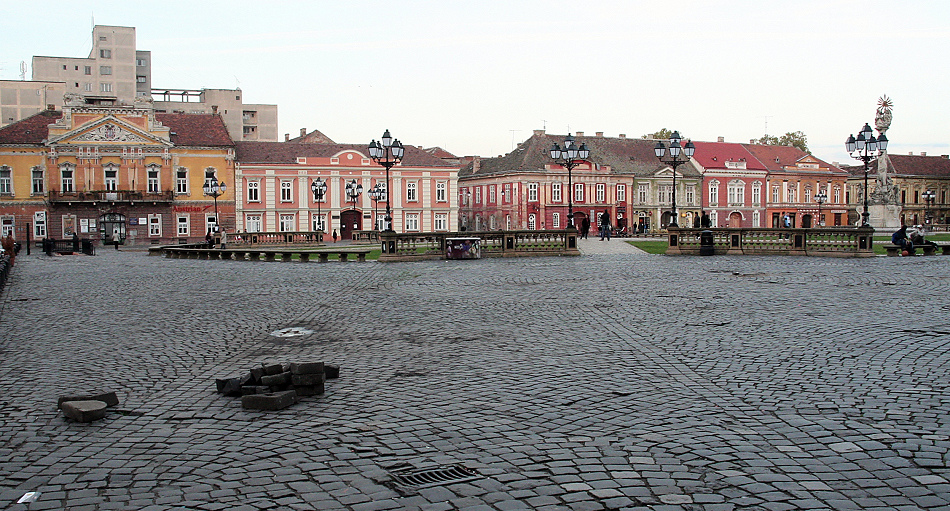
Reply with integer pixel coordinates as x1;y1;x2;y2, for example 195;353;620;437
425;146;457;159
286;129;335;144
841;154;950;178
155;113;233;147
459;132;692;178
742;144;846;174
691;141;768;171
0;110;62;144
234;141;456;167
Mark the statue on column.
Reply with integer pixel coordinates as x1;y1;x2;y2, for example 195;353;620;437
870;95;899;204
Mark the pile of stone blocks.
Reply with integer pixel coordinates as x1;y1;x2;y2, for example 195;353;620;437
57;391;120;423
215;361;339;411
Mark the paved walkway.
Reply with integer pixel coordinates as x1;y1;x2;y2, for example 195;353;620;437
1;249;949;511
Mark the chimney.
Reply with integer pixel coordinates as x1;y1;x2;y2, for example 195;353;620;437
595;132;603;137
211;105;218;114
717;136;725;143
46;104;56;111
619;134;626;139
942;155;949;159
908;151;913;155
576;131;584;137
750;139;757;144
921;152;927;156
284;134;290;142
533;129;545;136
472;156;481;174
300;128;307;137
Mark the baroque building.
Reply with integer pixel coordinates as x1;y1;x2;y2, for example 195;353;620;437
0;96;234;245
844;152;950;229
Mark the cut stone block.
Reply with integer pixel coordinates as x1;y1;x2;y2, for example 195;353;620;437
241;385;273;396
260;372;291;387
58;391;119;409
216;375;251;397
241;390;298;411
61;400;108;422
262;363;284;375
324;364;340;379
291;373;325;386
290;362;324;375
293;383;325;397
249;367;265;383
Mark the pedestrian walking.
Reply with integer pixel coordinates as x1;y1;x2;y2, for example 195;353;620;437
581;217;590;239
599;210;611;241
205;228;214;248
112;230;121;250
220;229;227;250
701;211;711;228
332;229;338;243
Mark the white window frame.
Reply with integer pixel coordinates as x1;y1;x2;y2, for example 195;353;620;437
279;214;296;232
405;213;420;231
528;214;537;230
434;213;447;231
436;181;447;202
1;216;13;238
474;186;481;204
596;183;605;203
148;214;162;237
147;166;160;193
280;181;293;202
528;182;539;202
31;167;45;195
34;211;47;238
0;166;12;195
708;181;719;206
247;181;260;202
489;185;496;203
552;182;562;203
617;184;626;203
60;164;75;192
406;182;418;202
685;185;694;206
103;166;119;191
176;168;188;194
99;66;112;75
246;214;262;233
177;215;190;236
728;180;745;206
204;168;217;190
638;184;648;204
574;183;584;203
312;213;325;232
751;182;761;206
503;183;511;203
553;212;561;228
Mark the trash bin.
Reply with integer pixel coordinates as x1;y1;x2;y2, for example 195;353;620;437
446;237;480;260
700;230;714;256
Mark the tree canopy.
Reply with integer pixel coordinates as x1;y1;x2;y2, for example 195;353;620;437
642;128;674;140
757;131;809;153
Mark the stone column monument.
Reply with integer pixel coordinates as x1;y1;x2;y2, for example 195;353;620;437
868;95;902;229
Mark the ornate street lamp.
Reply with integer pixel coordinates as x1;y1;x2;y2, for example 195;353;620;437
845;123;887;227
814;190;828;227
654;131;695;228
549;134;591;229
202;176;226;232
923;189;935;226
368;130;404;232
311;177;327;233
345;179;363;208
368;183;384;231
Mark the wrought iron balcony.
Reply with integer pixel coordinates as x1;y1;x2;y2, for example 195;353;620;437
48;190;176;204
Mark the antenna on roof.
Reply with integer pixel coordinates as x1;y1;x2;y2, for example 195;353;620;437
510;130;522;150
19;61;26;81
763;115;773;136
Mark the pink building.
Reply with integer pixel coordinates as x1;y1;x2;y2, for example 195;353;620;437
691;142;768;228
234;141;458;240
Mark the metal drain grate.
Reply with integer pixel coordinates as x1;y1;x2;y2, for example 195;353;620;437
391;465;482;489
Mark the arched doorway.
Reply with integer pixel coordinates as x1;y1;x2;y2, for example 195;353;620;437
573;211;589;234
729;212;743;228
801;214;813;228
99;212;126;244
340;210;361;241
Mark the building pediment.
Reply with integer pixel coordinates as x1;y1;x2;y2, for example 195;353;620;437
47;115;173;148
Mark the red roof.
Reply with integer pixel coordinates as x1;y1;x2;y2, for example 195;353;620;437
887;154;950;177
691;141;767;170
742;144;845;174
0;110;62;144
155;113;233;147
234;141;456;167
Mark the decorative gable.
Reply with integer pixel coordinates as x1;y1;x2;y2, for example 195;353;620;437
48;115;173;148
74;123;151;144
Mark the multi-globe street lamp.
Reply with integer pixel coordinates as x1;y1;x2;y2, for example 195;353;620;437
202;176;226;232
368;183;384;231
368;130;404;232
310;177;327;233
345;179;363;208
845;123;888;227
653;131;695;228
548;134;591;229
814;190;828;227
923;189;935;226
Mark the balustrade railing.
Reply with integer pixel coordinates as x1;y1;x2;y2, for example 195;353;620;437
667;227;875;257
48;190;175;202
230;231;325;246
378;230;580;261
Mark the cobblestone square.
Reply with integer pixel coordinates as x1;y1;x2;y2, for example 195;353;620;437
1;241;948;510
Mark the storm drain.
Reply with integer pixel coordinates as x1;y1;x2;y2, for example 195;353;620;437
390;464;482;489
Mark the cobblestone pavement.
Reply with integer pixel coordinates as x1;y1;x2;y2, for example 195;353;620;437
1;247;949;511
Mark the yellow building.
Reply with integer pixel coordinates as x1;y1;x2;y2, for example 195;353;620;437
0;95;234;246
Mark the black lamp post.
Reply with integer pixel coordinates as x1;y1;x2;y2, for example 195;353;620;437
311;177;327;233
654;131;695;228
345;179;363;208
202;176;226;232
814;190;828;227
369;183;384;231
549;134;591;229
846;123;888;227
923;189;935;226
368;130;404;232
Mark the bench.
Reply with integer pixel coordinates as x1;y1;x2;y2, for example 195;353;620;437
883;243;939;257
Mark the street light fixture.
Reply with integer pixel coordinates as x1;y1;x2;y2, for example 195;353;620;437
814;189;828;227
845;123;887;227
202;176;226;232
549;134;591;229
922;189;935;226
368;130;404;232
654;131;695;228
368;183;384;231
311;177;327;233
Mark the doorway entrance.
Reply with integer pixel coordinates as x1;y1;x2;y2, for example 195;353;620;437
99;212;127;244
729;212;743;227
340;210;361;241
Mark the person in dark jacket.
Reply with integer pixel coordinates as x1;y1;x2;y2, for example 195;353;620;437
599;210;611;241
580;217;590;239
892;225;913;255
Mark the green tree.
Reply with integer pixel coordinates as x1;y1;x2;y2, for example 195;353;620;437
642;128;674;140
756;131;809;153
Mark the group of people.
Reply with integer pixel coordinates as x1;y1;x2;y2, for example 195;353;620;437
892;225;937;256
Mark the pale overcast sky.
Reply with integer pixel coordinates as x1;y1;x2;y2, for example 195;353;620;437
2;0;948;165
